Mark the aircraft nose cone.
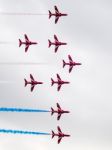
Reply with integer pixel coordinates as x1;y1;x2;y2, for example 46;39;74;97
66;134;70;137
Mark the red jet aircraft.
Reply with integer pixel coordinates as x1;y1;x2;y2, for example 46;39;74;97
49;6;68;24
52;126;70;144
24;74;43;92
51;103;70;120
51;74;70;91
19;34;37;52
48;34;67;53
63;55;82;73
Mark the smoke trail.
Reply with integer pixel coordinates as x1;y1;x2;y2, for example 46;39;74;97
0;41;14;44
0;62;48;65
0;12;48;16
0;81;13;84
0;129;50;135
0;107;50;113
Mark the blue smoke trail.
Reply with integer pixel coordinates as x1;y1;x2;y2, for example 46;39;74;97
0;129;50;135
0;107;50;113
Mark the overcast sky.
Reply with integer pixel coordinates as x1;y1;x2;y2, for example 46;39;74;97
0;0;112;150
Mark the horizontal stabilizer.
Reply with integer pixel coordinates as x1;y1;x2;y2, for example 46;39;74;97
51;107;54;115
51;78;54;86
49;11;52;19
48;40;52;48
19;39;22;47
63;60;66;68
52;131;55;138
24;79;27;87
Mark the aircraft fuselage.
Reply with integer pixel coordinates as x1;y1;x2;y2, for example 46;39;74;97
26;81;43;85
52;42;67;46
54;133;70;138
22;41;37;46
53;110;70;114
53;81;70;85
52;13;67;17
65;62;82;66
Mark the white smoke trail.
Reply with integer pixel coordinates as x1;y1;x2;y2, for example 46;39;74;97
0;62;48;65
0;12;48;16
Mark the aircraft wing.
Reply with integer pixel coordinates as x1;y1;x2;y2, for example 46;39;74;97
55;45;59;52
30;74;34;81
57;126;62;134
57;84;62;91
54;6;59;13
54;35;58;42
31;85;35;92
24;34;29;42
55;16;59;24
68;55;73;63
58;137;62;144
57;74;61;81
69;66;73;73
57;114;61;120
57;103;61;109
25;45;29;52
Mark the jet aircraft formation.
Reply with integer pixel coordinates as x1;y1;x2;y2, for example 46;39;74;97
20;5;81;144
0;5;82;144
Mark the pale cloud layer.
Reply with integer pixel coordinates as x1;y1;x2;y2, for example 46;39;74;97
0;0;112;150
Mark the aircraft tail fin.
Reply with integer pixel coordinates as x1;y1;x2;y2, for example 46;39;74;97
51;78;54;86
52;131;55;138
51;107;54;115
48;40;52;48
19;39;22;47
63;60;66;68
24;79;28;87
49;10;52;19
